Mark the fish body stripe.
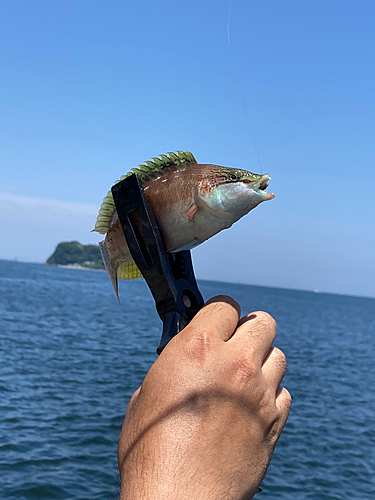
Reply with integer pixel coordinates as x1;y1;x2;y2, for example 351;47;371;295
93;151;197;235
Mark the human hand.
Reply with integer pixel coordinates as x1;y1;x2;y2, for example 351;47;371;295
118;296;291;499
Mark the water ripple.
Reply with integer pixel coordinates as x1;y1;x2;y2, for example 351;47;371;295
1;261;374;499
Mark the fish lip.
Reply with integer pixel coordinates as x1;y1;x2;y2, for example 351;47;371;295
242;174;270;190
243;174;271;192
256;174;271;191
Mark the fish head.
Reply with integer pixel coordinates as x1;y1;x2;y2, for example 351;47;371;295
197;166;275;221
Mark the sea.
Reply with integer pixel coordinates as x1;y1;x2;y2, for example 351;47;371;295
0;259;374;500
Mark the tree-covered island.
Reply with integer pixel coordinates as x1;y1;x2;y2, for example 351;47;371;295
46;241;104;270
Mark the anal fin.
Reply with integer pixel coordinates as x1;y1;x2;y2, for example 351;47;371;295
117;261;142;280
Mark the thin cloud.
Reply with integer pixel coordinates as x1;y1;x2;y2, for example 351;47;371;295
0;192;98;218
0;192;102;262
0;191;100;231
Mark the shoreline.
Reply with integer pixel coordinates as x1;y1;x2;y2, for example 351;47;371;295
50;263;105;272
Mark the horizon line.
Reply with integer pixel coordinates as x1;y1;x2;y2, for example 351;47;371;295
1;258;374;302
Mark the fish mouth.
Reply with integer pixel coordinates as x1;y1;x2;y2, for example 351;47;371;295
253;174;275;199
240;173;275;200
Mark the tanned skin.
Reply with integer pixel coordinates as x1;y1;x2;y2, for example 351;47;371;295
118;296;291;499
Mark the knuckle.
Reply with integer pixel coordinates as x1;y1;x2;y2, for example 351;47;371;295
262;397;286;442
253;310;277;330
204;296;241;318
183;329;216;361
206;300;226;315
184;325;212;343
273;347;287;370
126;387;141;413
282;388;293;409
206;295;239;308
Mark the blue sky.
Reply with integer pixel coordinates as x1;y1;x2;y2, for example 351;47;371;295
1;0;374;297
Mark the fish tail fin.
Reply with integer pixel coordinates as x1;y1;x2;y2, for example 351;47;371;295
99;240;119;301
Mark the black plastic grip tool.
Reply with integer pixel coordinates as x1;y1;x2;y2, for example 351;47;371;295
111;174;204;354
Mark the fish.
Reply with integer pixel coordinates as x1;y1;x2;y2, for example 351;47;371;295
93;151;275;298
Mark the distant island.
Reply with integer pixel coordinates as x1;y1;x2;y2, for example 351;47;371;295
46;241;105;270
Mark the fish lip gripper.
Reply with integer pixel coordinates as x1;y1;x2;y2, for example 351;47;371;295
111;174;204;354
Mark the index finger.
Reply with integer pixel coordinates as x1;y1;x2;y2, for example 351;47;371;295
181;295;241;342
229;311;277;363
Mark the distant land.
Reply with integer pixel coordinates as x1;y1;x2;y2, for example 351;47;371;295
46;241;104;270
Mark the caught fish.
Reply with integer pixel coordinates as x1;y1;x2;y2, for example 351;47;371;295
93;151;274;298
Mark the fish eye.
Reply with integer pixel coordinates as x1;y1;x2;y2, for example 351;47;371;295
229;172;239;181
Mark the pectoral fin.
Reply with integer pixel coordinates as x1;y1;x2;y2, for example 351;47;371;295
185;203;198;221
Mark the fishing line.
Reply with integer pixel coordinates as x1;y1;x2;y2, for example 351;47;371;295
239;85;263;173
226;0;263;173
227;0;232;46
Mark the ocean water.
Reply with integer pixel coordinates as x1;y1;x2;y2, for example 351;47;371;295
0;259;374;499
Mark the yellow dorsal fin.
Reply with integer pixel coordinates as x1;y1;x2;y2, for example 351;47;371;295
92;151;197;235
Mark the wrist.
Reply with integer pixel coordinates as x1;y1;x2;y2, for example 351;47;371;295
118;433;262;500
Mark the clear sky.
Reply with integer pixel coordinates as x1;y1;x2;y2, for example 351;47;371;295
1;0;374;297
